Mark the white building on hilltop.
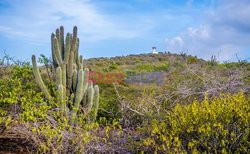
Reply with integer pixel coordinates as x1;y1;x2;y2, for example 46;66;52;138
152;47;158;54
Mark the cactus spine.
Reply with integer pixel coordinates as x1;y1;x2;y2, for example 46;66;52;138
32;26;100;123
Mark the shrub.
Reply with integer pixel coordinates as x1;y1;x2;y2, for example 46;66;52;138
141;93;249;153
109;63;119;71
0;65;36;107
187;56;198;64
136;62;169;72
0;65;49;122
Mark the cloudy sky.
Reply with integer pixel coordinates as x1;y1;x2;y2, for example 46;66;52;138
0;0;249;61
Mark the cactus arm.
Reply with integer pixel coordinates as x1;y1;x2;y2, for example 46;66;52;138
58;84;66;113
61;64;67;93
59;26;64;59
71;26;78;54
56;28;61;51
81;68;89;106
32;55;51;99
80;55;83;65
53;37;63;65
66;27;77;94
66;42;75;95
64;33;71;64
72;69;77;92
78;57;83;70
57;64;67;102
86;84;94;114
56;66;62;86
51;33;58;68
82;68;89;94
71;26;78;63
75;38;80;66
90;85;99;121
72;69;84;117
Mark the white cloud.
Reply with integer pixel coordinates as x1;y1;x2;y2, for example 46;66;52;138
1;0;249;61
0;0;153;44
166;0;250;61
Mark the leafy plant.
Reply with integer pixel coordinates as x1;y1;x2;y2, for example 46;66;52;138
141;93;249;153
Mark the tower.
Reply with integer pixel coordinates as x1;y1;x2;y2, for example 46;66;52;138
152;47;158;54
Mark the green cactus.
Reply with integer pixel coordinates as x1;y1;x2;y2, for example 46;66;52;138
56;67;62;86
31;26;100;123
86;83;94;113
32;55;52;100
91;85;100;121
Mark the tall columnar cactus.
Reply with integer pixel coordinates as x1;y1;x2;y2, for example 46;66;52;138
32;26;100;123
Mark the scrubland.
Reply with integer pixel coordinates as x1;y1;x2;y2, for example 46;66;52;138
0;52;249;153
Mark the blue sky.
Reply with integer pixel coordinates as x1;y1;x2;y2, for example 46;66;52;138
0;0;249;62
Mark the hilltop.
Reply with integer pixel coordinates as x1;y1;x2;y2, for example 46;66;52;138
84;53;249;121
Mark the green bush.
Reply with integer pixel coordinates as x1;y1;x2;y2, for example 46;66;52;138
0;65;36;106
141;93;249;153
0;65;49;121
136;62;169;72
187;56;198;64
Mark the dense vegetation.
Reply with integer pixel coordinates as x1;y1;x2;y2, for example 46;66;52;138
0;52;249;153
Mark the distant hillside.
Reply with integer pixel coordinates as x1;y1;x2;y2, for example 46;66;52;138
82;52;249;121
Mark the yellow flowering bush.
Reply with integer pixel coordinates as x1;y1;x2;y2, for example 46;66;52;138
141;93;250;153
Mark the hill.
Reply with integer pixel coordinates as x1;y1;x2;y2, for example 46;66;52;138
86;53;249;122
